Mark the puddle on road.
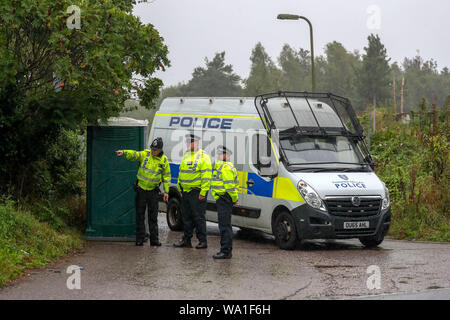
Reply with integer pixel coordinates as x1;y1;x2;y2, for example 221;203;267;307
314;265;359;269
427;285;443;290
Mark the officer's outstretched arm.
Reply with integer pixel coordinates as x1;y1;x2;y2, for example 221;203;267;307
123;150;143;162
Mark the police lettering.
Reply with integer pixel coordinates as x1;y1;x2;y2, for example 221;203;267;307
169;117;233;129
335;182;366;189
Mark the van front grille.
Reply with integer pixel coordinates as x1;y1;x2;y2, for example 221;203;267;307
325;198;381;218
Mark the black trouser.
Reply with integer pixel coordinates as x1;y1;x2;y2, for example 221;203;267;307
180;189;207;243
216;195;233;254
135;188;159;243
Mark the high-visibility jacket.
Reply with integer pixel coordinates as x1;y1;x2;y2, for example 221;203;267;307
124;149;171;193
211;160;239;203
177;149;212;196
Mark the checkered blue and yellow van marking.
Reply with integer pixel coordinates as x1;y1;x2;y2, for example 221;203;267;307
169;163;303;203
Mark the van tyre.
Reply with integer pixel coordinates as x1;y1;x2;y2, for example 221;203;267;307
359;235;384;248
273;211;298;250
167;197;183;231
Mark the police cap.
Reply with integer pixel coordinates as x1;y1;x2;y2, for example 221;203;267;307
217;145;232;155
150;137;163;150
185;133;201;143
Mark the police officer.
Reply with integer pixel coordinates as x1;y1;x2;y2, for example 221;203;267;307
115;137;171;246
173;134;212;249
210;146;239;259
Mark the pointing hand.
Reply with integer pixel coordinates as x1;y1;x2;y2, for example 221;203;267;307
115;150;124;156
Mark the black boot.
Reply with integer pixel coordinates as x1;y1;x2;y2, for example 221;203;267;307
195;241;208;249
150;240;162;247
135;241;144;246
213;251;232;259
173;239;192;248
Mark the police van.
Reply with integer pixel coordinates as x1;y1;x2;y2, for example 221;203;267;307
149;92;391;250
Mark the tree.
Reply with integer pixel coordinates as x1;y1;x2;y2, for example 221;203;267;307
321;41;361;107
243;42;281;96
277;44;311;91
0;0;169;197
184;52;241;97
402;53;450;111
356;34;391;110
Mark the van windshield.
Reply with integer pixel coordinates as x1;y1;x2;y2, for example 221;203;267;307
280;135;366;170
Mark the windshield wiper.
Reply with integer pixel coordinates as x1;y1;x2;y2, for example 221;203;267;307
291;167;369;173
289;161;369;166
291;167;339;172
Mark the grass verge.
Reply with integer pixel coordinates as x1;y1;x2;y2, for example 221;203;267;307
0;198;84;287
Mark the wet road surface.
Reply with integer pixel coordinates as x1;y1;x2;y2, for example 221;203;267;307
1;213;449;300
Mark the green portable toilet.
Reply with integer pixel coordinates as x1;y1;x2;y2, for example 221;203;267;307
86;117;149;240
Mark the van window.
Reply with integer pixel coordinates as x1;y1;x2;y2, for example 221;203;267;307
251;134;277;176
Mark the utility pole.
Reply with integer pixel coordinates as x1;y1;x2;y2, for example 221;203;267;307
393;76;397;113
277;14;316;92
400;77;405;114
373;95;377;132
367;112;371;151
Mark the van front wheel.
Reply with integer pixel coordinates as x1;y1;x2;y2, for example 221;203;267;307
359;235;384;248
273;211;297;250
167;198;183;231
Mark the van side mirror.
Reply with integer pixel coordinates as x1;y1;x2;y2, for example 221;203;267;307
364;155;375;170
258;156;278;178
252;133;278;178
259;156;271;168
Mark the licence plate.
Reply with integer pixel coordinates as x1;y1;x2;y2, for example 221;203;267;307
343;221;370;229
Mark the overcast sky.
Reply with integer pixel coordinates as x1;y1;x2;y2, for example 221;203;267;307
133;0;450;88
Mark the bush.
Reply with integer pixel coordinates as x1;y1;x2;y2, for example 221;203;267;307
0;197;84;286
369;102;449;241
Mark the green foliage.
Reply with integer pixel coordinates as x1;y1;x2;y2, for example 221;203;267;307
357;34;391;109
243;42;282;96
157;38;448;116
370;103;449;241
1;127;83;199
186;52;241;97
0;197;84;286
0;0;169;197
320;41;361;105
159;52;241;100
278;44;311;91
402;54;450;111
121;99;157;122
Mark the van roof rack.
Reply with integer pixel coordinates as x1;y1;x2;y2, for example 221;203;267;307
254;91;364;139
254;91;374;168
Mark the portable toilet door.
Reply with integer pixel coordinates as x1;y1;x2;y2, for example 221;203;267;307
86;117;149;240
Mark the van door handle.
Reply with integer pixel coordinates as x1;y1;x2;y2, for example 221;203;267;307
246;180;254;187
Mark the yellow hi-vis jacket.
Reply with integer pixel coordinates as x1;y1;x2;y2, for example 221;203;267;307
177;149;212;196
124;149;171;193
211;160;239;203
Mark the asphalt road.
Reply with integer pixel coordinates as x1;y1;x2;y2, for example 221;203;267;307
1;213;449;300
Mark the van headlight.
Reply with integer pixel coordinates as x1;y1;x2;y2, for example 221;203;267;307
381;183;390;210
298;180;327;212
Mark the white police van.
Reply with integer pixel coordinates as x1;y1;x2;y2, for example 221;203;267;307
150;92;391;250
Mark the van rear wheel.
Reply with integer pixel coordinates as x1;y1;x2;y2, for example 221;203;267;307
167;198;183;231
273;211;297;250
